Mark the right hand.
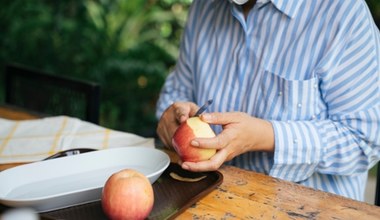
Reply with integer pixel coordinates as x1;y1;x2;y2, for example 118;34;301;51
156;101;199;149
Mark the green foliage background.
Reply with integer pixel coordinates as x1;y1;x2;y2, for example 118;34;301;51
0;0;379;137
0;0;192;136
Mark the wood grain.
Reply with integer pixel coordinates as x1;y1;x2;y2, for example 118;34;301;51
181;165;380;219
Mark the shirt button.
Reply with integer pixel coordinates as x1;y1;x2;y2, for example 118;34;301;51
311;115;316;119
293;139;298;143
314;84;318;89
278;91;282;96
297;103;302;108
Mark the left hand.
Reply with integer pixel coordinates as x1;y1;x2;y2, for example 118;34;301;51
156;101;199;149
181;112;275;172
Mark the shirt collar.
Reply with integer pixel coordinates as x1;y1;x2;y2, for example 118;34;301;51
263;0;304;19
256;0;271;7
228;0;304;19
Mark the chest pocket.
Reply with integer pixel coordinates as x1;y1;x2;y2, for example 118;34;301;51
254;70;321;121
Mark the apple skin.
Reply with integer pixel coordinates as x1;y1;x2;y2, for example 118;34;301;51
172;117;216;162
101;169;154;220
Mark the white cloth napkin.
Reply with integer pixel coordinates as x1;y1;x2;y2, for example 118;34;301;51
0;116;154;163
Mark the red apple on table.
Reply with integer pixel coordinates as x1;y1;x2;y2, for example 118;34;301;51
101;169;154;220
172;116;216;162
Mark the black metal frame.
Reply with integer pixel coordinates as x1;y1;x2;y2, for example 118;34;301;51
5;63;100;124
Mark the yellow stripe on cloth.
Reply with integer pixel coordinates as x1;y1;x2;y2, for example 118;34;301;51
0;130;107;141
0;117;153;163
49;117;68;155
0;122;20;155
102;129;111;149
0;151;49;158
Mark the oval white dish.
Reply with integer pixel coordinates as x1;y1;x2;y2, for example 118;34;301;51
0;147;170;212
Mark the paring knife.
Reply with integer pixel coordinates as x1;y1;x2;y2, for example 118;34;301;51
194;99;213;117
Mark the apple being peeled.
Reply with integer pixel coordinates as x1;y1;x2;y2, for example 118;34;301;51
101;169;154;220
172;117;216;162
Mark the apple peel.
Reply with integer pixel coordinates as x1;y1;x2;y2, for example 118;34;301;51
169;172;207;182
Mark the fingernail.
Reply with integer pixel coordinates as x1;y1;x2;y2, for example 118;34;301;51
180;115;187;123
182;163;189;170
191;140;199;146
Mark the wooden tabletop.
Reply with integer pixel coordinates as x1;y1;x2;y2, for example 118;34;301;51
0;104;44;120
1;104;380;219
163;150;380;219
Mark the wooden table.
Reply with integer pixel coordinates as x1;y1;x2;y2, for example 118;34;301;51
0;104;44;120
1;104;380;219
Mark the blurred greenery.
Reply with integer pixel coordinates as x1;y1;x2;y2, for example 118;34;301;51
0;0;192;136
0;0;379;137
370;163;378;176
368;0;380;24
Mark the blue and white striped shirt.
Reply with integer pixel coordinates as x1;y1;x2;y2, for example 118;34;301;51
156;0;380;201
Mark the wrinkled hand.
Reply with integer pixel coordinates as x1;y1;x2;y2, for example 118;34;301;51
156;102;199;149
181;112;275;172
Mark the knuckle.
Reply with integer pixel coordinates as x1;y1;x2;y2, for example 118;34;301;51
172;102;180;108
209;162;220;171
213;113;221;121
174;108;181;115
216;136;224;149
234;112;246;118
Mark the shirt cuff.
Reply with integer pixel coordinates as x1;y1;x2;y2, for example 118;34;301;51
269;120;323;182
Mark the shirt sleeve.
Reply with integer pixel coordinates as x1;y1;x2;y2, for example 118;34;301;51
269;2;380;182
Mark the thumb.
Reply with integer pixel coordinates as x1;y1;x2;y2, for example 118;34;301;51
174;102;199;123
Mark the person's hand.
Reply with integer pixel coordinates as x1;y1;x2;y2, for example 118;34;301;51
156;101;199;149
181;112;275;172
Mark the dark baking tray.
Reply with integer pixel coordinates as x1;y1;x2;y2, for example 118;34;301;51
38;163;223;220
